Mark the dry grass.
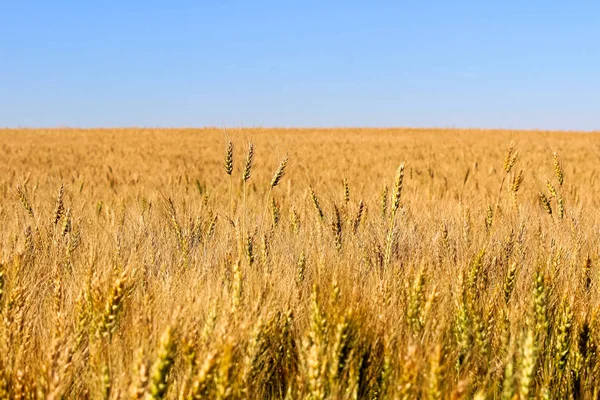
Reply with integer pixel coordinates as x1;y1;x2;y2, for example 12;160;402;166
1;127;600;398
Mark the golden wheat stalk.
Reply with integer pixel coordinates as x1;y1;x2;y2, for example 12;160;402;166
271;155;288;188
242;143;254;182
242;142;254;232
261;154;289;228
224;140;234;176
225;140;234;217
16;186;35;218
53;184;65;226
384;164;405;268
539;192;552;216
553;152;564;186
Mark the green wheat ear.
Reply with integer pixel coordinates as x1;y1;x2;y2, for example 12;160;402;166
148;326;177;399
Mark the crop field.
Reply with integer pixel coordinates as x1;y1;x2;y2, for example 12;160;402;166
2;127;600;399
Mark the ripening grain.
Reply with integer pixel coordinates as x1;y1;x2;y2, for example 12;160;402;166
0;127;599;398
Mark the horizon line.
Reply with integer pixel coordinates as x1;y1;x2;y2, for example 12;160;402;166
1;126;599;134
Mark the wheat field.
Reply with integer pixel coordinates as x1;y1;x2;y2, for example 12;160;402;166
1;127;600;399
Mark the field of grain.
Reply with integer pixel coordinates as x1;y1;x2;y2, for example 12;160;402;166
1;128;600;399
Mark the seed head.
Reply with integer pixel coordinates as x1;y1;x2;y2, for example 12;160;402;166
391;164;405;215
270;155;288;188
553;152;564;186
539;192;552;215
242;143;254;182
224;141;234;176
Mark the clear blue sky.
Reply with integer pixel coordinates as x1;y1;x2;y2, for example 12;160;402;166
1;1;598;129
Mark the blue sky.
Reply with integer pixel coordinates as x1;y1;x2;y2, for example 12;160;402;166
1;1;598;129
